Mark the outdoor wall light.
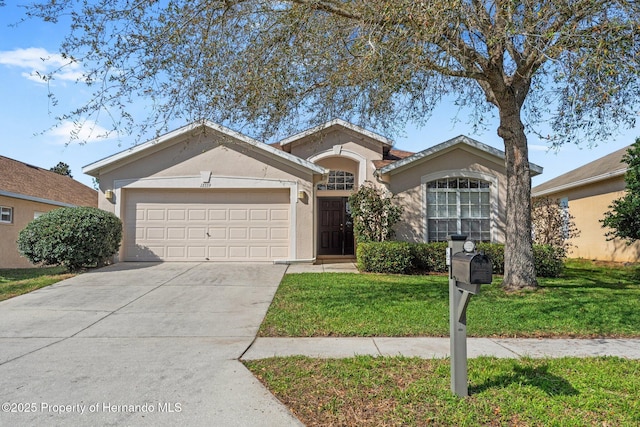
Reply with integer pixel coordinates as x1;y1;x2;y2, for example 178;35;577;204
298;190;306;200
105;190;115;201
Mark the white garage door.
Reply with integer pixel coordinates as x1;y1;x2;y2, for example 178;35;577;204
123;189;290;261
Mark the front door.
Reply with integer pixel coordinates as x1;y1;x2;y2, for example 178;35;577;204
318;197;354;256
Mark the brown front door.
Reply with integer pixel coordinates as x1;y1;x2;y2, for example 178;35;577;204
318;197;354;256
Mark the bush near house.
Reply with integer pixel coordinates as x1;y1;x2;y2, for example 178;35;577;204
356;241;413;274
409;241;448;273
357;241;564;277
532;244;566;278
17;207;122;272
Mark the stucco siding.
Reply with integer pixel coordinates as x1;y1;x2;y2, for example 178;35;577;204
97;134;315;261
541;177;640;262
0;196;64;268
99;135;312;186
386;147;508;243
289;130;382;183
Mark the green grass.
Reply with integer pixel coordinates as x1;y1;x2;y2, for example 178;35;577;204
245;356;640;426
259;259;640;337
0;266;74;301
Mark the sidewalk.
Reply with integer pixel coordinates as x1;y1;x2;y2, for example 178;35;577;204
242;337;640;360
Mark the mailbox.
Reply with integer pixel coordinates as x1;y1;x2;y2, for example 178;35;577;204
451;251;492;292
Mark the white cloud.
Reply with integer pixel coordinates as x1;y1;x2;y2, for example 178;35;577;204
48;120;114;144
0;47;83;83
528;144;550;152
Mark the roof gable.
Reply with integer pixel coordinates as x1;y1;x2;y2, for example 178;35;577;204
379;135;543;176
0;156;97;207
277;119;393;148
83;120;326;177
532;145;629;197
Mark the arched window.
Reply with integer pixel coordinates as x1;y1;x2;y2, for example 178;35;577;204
317;170;355;191
426;178;491;242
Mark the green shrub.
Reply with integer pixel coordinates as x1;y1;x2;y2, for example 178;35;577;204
410;242;448;273
357;241;412;274
357;241;563;278
18;207;122;272
532;244;565;278
348;183;403;243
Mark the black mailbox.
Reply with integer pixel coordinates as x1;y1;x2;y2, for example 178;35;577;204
451;252;493;292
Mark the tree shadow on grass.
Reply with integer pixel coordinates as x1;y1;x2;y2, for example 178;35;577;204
470;363;579;397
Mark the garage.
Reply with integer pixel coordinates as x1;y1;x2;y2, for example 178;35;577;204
123;188;291;261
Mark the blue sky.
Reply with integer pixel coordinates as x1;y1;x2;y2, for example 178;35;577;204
1;3;638;188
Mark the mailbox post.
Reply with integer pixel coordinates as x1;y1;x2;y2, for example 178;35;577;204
447;235;492;397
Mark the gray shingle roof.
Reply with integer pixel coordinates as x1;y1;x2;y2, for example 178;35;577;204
532;146;629;196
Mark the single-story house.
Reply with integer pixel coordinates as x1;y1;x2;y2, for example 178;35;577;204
83;119;542;263
0;156;98;268
532;145;640;263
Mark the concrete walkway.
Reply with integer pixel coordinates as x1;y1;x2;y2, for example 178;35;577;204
285;259;358;273
242;337;640;360
0;262;303;427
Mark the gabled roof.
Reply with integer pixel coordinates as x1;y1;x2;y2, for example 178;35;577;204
532;145;629;197
277;118;393;147
83;120;326;176
379;135;543;176
0;156;97;207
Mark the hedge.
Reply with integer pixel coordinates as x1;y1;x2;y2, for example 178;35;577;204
357;241;564;277
356;241;413;274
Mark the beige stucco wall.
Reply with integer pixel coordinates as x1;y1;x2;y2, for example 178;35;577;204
96;131;316;261
0;195;65;268
541;177;640;262
288;129;382;183
314;157;359;182
384;147;508;243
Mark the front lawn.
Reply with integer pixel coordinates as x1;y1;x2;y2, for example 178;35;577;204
0;267;74;301
259;259;640;337
245;356;640;426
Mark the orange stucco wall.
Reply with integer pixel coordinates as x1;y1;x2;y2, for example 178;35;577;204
541;176;640;262
0;195;65;268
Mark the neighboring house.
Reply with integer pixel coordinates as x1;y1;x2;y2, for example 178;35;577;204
532;145;640;263
0;156;98;268
83;119;542;263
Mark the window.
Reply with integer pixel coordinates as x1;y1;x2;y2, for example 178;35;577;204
34;211;46;219
1;206;13;224
426;178;491;242
559;197;570;239
317;170;355;191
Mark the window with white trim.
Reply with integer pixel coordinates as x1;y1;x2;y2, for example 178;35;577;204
317;170;355;191
426;178;491;242
1;206;13;224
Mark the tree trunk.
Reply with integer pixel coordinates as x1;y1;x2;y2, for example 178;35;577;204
498;100;538;290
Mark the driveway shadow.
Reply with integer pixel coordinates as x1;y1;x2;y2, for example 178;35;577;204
470;361;579;396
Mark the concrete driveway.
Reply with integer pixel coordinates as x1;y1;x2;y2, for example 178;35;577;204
0;262;302;426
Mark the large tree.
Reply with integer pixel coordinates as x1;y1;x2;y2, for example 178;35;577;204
25;1;639;289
